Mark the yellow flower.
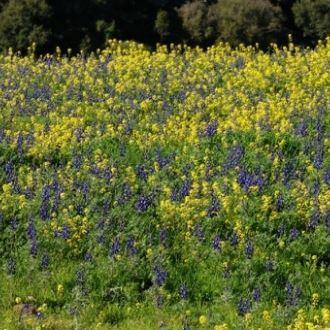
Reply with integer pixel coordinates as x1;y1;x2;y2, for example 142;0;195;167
214;324;228;330
199;315;208;326
279;240;285;249
57;284;64;294
15;297;21;304
244;312;252;323
2;183;12;194
312;293;319;307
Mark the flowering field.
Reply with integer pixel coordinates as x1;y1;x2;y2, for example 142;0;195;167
0;40;329;329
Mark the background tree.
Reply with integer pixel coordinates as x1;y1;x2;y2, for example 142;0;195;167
0;0;329;53
155;10;171;41
0;0;51;52
293;0;330;42
177;0;214;44
210;0;284;48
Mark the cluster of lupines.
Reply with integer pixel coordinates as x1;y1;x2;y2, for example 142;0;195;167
0;39;329;329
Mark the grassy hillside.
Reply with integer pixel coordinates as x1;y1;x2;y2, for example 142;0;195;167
0;40;329;329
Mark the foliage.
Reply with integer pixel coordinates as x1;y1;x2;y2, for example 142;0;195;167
293;0;330;42
177;0;214;43
210;0;284;47
0;0;50;52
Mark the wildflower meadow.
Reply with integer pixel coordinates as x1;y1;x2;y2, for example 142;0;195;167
0;40;329;329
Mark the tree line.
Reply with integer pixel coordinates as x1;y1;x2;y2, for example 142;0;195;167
0;0;329;53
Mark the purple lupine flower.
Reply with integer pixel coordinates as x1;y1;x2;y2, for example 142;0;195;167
84;252;93;262
74;127;84;143
39;201;50;221
180;179;191;200
30;239;38;257
193;224;205;242
104;167;112;185
229;57;244;70
40;185;51;221
223;144;244;172
237;169;254;191
311;180;320;196
159;229;168;245
212;234;221;251
252;287;262;301
126;235;138;256
324;169;330;186
171;187;179;202
52;177;61;212
5;160;15;183
135;194;152;212
266;259;274;271
206;120;218;137
276;194;285;212
136;164;149;181
76;270;85;284
69;306;78;316
237;298;252;316
97;218;105;230
0;128;5;143
289;227;299;240
285;282;301;306
60;224;70;239
7;257;16;275
72;155;83;170
295;120;308;136
109;238;120;258
81;181;89;199
26;130;34;148
103;201;110;215
307;211;320;231
276;224;285;238
156;149;170;169
245;237;254;259
230;232;239;246
153;265;167;286
316;117;323;135
179;285;188;300
325;210;330;233
9;218;17;231
207;196;220;217
25;187;35;200
16;132;24;156
283;162;293;186
97;233;106;245
254;172;266;190
313;147;323;170
118;183;132;205
41;254;49;270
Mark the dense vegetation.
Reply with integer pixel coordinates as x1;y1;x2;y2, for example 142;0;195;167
0;0;329;53
0;39;329;329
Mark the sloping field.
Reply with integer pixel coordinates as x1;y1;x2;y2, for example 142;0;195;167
0;40;329;329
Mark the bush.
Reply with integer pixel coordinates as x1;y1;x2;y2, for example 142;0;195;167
210;0;284;47
177;0;214;43
293;0;330;42
155;9;171;41
0;0;50;52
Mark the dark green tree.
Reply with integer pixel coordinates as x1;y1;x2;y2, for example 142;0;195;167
211;0;284;47
177;0;215;44
155;9;171;41
293;0;330;42
0;0;51;52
